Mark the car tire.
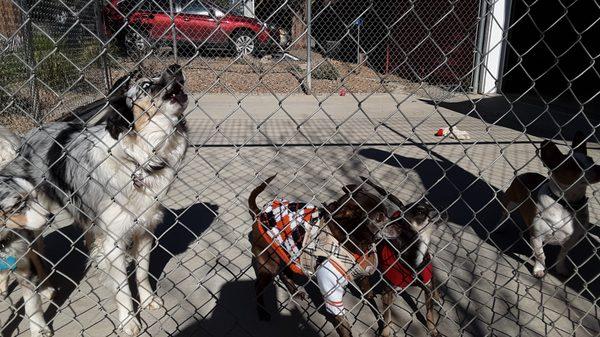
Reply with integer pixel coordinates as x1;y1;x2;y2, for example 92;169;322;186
233;31;256;56
124;28;151;58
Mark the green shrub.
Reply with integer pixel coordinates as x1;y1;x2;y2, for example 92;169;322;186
312;62;339;80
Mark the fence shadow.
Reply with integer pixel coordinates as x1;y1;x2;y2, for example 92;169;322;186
171;280;321;337
359;147;600;300
421;96;599;142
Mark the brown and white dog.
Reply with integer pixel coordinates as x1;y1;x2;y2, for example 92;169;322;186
358;179;445;337
248;175;395;337
502;132;600;278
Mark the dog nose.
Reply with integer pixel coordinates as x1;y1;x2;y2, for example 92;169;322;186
166;64;184;84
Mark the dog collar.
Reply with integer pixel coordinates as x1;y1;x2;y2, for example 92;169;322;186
0;256;17;271
546;187;588;212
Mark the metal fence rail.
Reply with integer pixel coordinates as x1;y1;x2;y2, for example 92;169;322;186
0;0;598;336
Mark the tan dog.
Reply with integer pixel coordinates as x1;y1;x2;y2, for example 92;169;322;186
357;179;444;337
502;132;600;277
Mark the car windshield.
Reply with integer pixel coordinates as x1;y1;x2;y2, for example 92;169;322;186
179;0;209;15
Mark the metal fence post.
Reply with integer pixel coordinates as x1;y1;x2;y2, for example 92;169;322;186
170;0;178;61
94;0;111;91
21;0;39;121
306;0;312;94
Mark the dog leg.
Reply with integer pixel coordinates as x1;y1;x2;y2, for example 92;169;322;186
423;282;440;337
556;232;582;276
19;273;52;337
531;236;546;278
316;259;352;337
0;270;10;299
331;315;353;337
280;267;306;301
134;232;162;310
30;240;55;300
100;237;140;336
379;288;395;337
255;269;274;321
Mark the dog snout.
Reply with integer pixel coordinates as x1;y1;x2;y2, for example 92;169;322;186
165;64;185;86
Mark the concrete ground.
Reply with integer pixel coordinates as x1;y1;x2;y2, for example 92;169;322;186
1;92;599;337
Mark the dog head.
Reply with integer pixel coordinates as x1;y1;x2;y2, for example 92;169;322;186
324;185;390;254
106;64;188;139
361;178;446;268
540;132;600;192
391;199;446;267
0;177;49;231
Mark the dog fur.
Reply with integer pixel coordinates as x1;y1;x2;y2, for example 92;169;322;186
248;175;391;337
358;178;444;337
0;64;189;335
502;132;600;278
0;175;54;337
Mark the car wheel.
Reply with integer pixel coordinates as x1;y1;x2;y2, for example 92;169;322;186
125;28;150;58
233;31;255;56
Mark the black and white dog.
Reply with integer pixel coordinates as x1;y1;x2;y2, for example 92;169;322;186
0;64;189;335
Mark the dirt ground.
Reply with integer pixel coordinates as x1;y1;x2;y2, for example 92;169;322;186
1;51;415;133
111;52;396;95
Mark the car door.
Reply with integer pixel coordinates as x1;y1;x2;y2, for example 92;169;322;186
144;0;173;42
175;0;218;45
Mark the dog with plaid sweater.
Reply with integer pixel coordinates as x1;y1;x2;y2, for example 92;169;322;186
248;175;396;337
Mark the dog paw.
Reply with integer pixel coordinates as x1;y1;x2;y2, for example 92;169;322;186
378;326;392;337
142;296;163;310
31;326;53;337
293;290;308;302
120;318;141;336
533;268;546;278
40;286;56;300
429;329;441;337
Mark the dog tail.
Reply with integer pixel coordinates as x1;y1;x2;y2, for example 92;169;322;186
248;174;277;219
0;126;21;167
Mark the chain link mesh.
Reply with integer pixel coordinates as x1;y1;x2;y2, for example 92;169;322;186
0;0;598;336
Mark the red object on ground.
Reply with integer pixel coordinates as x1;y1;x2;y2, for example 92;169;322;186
435;128;445;136
339;88;346;96
378;242;433;289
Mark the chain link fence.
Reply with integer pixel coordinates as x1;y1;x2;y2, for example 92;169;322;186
0;0;598;336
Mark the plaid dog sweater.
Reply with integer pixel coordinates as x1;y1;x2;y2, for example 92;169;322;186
257;199;377;280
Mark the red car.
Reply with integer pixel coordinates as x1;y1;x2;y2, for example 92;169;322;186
104;0;287;56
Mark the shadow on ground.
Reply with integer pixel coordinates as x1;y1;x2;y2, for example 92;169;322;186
0;203;218;337
421;96;599;142
171;280;321;337
359;146;600;301
150;202;219;288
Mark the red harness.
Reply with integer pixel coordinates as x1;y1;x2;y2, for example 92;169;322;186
378;242;433;289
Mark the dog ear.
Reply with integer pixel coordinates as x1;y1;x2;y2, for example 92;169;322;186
108;75;132;98
105;97;134;140
572;131;588;156
342;184;358;195
540;140;565;170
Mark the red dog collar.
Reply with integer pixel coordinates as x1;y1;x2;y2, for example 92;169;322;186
378;242;433;289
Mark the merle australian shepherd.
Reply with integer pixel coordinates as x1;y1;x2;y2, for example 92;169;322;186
0;64;188;335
